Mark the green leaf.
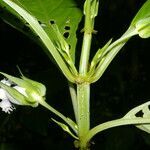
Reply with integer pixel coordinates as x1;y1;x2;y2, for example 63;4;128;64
1;0;77;82
131;0;150;25
131;0;150;38
90;27;137;83
135;17;150;38
89;39;112;76
124;101;150;134
0;0;82;61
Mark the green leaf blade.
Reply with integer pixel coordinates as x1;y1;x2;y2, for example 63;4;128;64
0;0;82;61
1;0;76;82
124;101;150;134
131;0;150;26
131;0;150;38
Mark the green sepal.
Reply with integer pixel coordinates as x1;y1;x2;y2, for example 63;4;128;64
21;76;46;97
131;0;150;38
0;81;38;107
0;72;46;96
51;118;79;140
0;72;46;104
124;101;150;134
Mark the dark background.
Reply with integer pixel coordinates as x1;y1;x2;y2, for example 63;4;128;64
0;0;150;150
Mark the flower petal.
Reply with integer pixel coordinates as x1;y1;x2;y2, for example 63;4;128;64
0;99;15;114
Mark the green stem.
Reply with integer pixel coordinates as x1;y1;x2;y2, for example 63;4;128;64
77;0;95;148
68;82;78;123
79;33;92;75
79;0;93;75
82;117;150;148
77;83;90;141
39;100;77;134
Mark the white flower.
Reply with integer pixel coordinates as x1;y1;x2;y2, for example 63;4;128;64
0;79;23;114
0;88;8;100
0;97;15;114
0;87;15;114
1;78;12;86
0;72;46;110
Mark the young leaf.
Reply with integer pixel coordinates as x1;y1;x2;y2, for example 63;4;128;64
90;27;137;83
51;118;78;139
88;39;112;76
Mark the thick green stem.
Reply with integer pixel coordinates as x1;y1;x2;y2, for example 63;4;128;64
77;83;90;144
77;1;95;148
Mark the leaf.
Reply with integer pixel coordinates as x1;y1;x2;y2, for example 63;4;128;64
1;0;76;82
51;118;78;139
130;0;150;38
124;101;150;134
0;0;82;62
131;0;150;25
135;17;150;38
89;39;112;76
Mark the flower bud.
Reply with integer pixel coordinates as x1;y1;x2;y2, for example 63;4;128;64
0;72;46;113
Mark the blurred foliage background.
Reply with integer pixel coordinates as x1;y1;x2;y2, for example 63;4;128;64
0;0;150;150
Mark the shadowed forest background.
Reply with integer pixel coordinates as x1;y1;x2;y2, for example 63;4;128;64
0;0;150;149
